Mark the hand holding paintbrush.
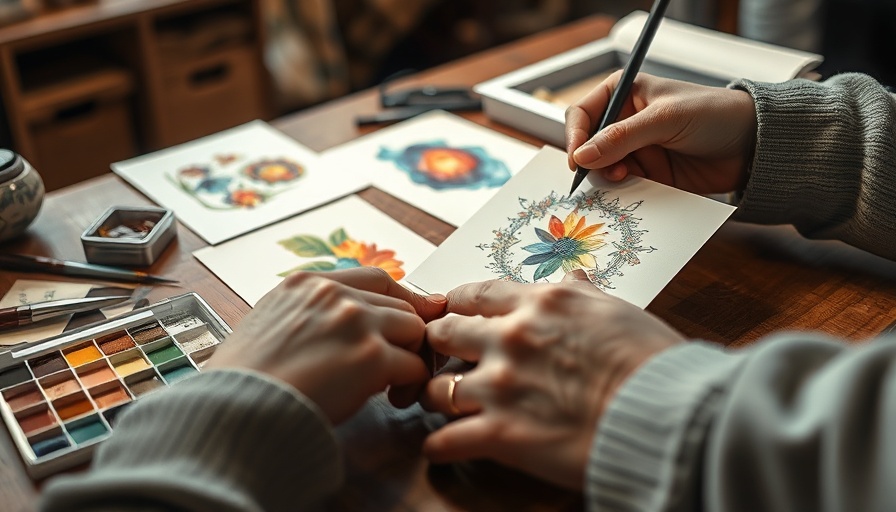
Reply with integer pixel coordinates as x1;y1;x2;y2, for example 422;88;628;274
568;0;671;194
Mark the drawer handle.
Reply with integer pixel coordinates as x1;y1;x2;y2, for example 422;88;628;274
55;100;97;121
190;64;229;86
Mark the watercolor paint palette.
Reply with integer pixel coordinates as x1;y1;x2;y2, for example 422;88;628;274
0;293;230;479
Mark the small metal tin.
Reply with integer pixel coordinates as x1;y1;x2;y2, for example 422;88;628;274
81;206;176;267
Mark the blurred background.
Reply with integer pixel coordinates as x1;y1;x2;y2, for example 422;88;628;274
263;0;895;111
0;0;893;192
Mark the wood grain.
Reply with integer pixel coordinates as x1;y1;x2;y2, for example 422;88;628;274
2;12;896;511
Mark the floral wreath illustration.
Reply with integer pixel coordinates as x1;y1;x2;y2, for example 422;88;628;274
168;157;304;210
477;191;657;288
276;228;406;281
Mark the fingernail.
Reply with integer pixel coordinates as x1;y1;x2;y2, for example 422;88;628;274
574;141;600;164
429;294;447;303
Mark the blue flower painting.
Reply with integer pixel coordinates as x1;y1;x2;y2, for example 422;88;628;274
377;140;511;190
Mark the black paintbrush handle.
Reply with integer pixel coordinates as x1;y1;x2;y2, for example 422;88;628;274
0;253;175;284
569;0;672;195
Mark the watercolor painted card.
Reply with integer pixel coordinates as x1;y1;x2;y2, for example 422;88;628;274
406;146;736;309
112;120;367;245
193;195;436;307
320;110;538;226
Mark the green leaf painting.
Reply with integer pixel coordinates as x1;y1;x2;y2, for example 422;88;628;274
328;228;349;247
278;235;334;257
275;227;406;281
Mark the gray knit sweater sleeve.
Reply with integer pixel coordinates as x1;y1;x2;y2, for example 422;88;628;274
39;369;342;512
586;74;896;511
730;73;896;259
587;336;896;511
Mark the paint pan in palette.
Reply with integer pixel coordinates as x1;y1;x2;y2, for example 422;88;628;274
0;293;231;479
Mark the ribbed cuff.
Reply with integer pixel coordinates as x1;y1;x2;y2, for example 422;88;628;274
728;76;877;233
586;343;744;512
42;369;341;512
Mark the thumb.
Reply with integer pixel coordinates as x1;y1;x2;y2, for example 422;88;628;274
562;269;616;302
407;291;448;323
561;269;591;283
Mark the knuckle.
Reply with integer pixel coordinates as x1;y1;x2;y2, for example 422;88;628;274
609;69;624;85
405;315;426;338
425;319;453;349
498;316;554;351
488;363;517;391
283;270;317;288
307;278;343;303
471;280;496;306
498;320;530;348
332;298;365;324
362;266;391;282
601;122;629;146
529;285;576;310
479;420;506;449
394;298;416;315
360;337;387;359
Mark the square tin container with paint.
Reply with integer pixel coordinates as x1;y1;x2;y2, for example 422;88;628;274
81;206;177;266
474;10;823;147
0;293;230;479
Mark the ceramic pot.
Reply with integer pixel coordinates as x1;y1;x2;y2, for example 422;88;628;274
0;149;45;243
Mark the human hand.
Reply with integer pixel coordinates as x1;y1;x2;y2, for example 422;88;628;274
565;72;757;195
207;267;447;424
420;270;684;489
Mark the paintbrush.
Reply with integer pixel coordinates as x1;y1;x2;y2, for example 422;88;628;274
0;295;131;331
0;253;177;285
569;0;672;194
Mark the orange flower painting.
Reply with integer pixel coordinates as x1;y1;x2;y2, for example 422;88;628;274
521;211;608;280
170;157;304;210
277;228;405;280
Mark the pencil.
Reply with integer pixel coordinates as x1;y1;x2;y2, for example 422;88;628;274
569;0;672;195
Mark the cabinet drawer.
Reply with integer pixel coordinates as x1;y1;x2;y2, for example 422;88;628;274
30;99;137;191
155;45;266;147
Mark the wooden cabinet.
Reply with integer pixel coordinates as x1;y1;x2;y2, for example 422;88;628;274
0;0;270;191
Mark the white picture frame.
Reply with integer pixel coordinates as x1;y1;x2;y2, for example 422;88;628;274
474;10;823;146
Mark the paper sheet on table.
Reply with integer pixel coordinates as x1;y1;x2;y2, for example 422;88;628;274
194;195;436;307
320;111;538;227
112;120;367;245
407;146;736;309
0;281;142;346
0;280;94;346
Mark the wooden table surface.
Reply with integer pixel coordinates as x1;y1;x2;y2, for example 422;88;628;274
3;13;896;511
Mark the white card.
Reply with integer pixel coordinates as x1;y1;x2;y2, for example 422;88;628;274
407;146;736;308
320;110;538;226
112;120;367;245
193;196;437;306
0;281;94;346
